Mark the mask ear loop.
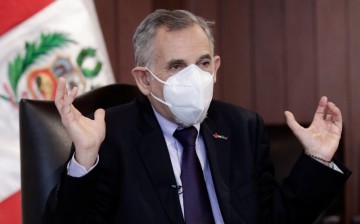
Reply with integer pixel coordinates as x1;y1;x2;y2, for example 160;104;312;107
146;68;172;108
150;92;172;108
146;68;167;85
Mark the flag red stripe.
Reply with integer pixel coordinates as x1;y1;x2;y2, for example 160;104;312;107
0;0;54;35
0;191;21;224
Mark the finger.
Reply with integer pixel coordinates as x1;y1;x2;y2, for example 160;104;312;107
284;111;303;135
94;108;105;122
54;79;78;114
94;109;106;136
314;96;328;120
326;102;343;129
55;78;67;108
61;86;78;115
329;102;342;122
67;86;78;104
323;102;341;119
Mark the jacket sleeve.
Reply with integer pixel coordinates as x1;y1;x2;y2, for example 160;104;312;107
43;142;121;224
253;114;351;224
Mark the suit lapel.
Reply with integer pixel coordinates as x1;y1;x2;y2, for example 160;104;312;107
201;121;231;220
201;118;245;223
135;97;184;224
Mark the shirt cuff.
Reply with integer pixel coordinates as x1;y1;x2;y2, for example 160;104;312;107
312;157;343;174
67;153;99;177
330;162;343;174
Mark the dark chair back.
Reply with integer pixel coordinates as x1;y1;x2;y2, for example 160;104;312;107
19;83;141;224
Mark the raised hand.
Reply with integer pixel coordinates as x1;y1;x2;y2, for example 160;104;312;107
55;77;106;169
284;96;342;162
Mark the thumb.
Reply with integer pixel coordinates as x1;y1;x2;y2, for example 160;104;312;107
284;111;302;136
94;108;105;123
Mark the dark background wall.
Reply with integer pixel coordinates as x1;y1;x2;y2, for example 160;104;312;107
93;0;360;222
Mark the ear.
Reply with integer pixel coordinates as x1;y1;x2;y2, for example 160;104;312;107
212;55;221;83
132;67;151;95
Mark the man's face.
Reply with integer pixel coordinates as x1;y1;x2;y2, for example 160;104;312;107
133;24;221;123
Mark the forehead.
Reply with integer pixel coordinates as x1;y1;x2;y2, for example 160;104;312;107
152;24;212;65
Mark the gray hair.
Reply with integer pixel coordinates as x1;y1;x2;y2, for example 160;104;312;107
133;9;215;67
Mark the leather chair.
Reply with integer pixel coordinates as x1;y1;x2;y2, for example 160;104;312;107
19;83;141;224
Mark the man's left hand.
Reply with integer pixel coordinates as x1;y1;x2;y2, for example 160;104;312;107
284;96;342;162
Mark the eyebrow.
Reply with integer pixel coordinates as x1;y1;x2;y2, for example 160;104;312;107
196;54;212;64
166;54;212;69
166;59;187;70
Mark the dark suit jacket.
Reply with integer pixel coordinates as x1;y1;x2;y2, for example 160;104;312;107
44;95;350;224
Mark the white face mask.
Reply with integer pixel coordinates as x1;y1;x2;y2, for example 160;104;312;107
147;64;214;127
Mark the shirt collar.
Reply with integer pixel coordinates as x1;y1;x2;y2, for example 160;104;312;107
152;107;200;138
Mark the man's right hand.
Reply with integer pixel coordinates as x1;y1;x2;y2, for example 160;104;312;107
55;77;106;170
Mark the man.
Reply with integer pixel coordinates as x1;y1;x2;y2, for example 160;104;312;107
45;9;350;224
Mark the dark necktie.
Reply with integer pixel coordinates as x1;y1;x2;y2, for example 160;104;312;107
173;126;215;224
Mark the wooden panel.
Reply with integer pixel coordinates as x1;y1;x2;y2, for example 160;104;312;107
253;0;285;124
217;0;253;109
347;0;360;220
116;0;152;84
153;0;182;10
316;1;351;221
284;0;317;124
183;0;218;21
93;0;117;80
316;1;348;113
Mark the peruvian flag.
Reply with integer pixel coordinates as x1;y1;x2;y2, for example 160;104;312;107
0;0;114;223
